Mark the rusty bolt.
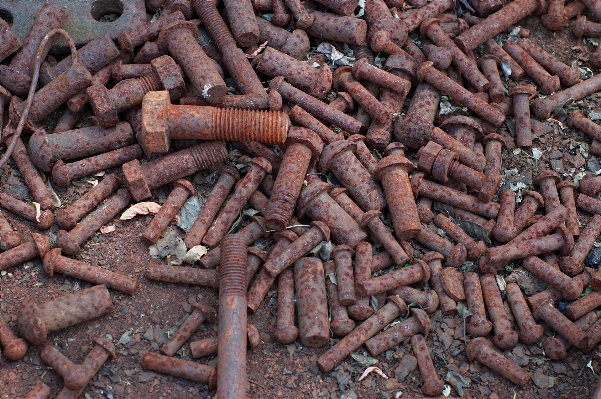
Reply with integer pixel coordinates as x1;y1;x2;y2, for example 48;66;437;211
559;214;601;276
439;116;483;151
317;296;407;372
352;58;411;97
331;245;356;306
505;283;544;345
573;15;601;38
190;324;260;358
478;55;505;103
141;352;216;387
358;260;430;297
541;0;569;30
43;248;138;295
532;73;601;120
364;308;430;357
0;210;21;251
464;272;493;337
415;225;468;268
534;170;563;214
160;302;215;357
273;268;299;345
0;193;53;230
480;274;519;350
117;11;184;53
412;334;444;396
294;257;330;347
503;40;560;94
324;261;355;337
519;38;580;87
0;233;50;273
112;61;153;82
347;241;375;321
398;0;455;32
440;268;465;302
0;315;27;361
544;311;598;360
146;264;219;289
305;9;367;45
390;286;439;314
491;189;518;243
394;82;440;150
422;40;452;70
287;105;344;144
23;381;50;399
0;17;21;63
565;291;601;321
513;190;544;236
509;84;537;148
17;285;113;345
467;337;531;386
532;299;590;349
579;173;601;198
423;251;458;315
269;0;291;27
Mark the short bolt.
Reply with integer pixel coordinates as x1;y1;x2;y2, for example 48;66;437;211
565;291;601;322
467;337;531;386
480;274;519;350
509;84;537;147
503;40;560;94
273;268;299;345
146;264;219;289
492;189;518;243
0;315;27;361
358;260;430;297
464;272;493;337
160;302;215;357
513;190;544;235
0;193;53;230
397;0;455;33
364;308;430;357
505;283;544;345
333;66;390;124
112;61;153;82
331;245;356;307
390;286;439;314
17;285;113;345
287;105;345;144
352;58;411;97
543;311;598;360
532;299;590;349
415;225;467;268
440;267;465;302
421;40;452;70
141;352;216;387
559;214;601;276
347;241;375;321
324;261;355;337
294;257;330;348
478;55;505;103
534;170;563;214
412;334;445;397
519;38;580;87
533;73;601;120
423;251;457;315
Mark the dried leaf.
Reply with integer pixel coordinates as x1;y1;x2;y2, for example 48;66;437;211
445;370;471;396
358;367;388;381
100;225;116;234
33;202;41;222
318;241;333;261
184;245;209;264
121;202;161;220
86;179;98;188
454;219;491;245
532;148;543;160
588;359;594;373
246;41;268;58
350;352;378;367
117;330;132;345
457;302;474;319
176;197;203;233
45;180;61;207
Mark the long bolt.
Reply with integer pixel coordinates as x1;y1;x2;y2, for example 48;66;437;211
0;315;27;361
346;241;374;321
414;225;467;268
464;272;493;337
559;214;601;276
543;311;598;360
333;66;390;124
146;264;218;289
532;299;590;349
466;337;531;386
273;268;299;345
565;291;601;321
519;38;580;87
511;203;568;244
568;109;601;144
0;193;53;230
478;55;505;103
532;73;601;120
17;285;113;345
141;352;216;387
503;40;560;94
412;334;444;397
352;58;411;97
160;303;214;357
505;283;544;345
324;261;355;337
509;84;536;147
423;251;457;315
364;308;430;357
358;260;430;297
480;274;519;349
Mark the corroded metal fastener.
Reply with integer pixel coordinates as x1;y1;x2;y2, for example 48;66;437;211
423;251;457;315
390;286;439;314
509;84;537;148
0;4;68;96
417;61;505;127
440;268;465;302
559;214;601;276
364;308;430;357
185;166;239;249
193;0;265;95
454;0;545;52
478;55;505;103
23;381;50;399
492;189;518;243
0;193;54;230
573;15;601;38
0;233;50;272
255;17;309;60
254;46;331;99
141;352;216;387
324;261;355;337
358;260;430;297
142;180;195;244
28;122;135;173
41;338;115;391
505;283;544;345
17;285;113;345
532;299;590;349
0;17;21;63
394;82;441;150
503;40;560;94
331;245;356;306
117;11;185;53
146;262;218;288
422;40;452;70
464;272;493;337
414;225;467;268
190;324;260;358
483;133;504;180
305;9;367;45
297;181;367;247
541;0;569;30
0;210;21;251
265;127;323;231
271;77;364;135
565;291;601;321
483;39;526;81
519;38;580;87
287;105;345;144
532;73;601;120
319;140;386;212
412;334;444;397
88;55;185;128
52;145;143;188
480;274;519;350
534;170;562;214
568;109;601;147
467;337;531;386
579;174;601;198
43;248;138;295
513;190;544;235
112;62;153;82
217;234;248;399
433;214;486;260
544;311;598;360
160;302;215;357
122;141;228;202
0;315;27;361
317;296;408;372
202;158;271;247
141;90;289;153
222;0;259;47
352;58;411;97
398;0;455;33
294;257;330;348
273;268;299;345
347;241;374;321
364;0;408;54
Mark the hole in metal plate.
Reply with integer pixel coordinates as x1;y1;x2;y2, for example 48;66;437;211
91;0;123;22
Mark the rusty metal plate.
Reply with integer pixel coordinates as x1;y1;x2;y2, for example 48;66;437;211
0;0;146;53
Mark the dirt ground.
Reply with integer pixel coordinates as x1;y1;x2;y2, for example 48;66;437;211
3;7;601;399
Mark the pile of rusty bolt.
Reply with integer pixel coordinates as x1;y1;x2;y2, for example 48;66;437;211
4;0;601;397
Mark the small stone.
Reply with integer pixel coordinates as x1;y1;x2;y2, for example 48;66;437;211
550;159;564;173
395;355;417;382
549;150;563;159
138;371;157;383
532;369;549;388
585;248;601;269
143;327;154;341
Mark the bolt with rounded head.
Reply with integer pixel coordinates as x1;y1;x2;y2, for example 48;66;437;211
565;291;601;321
0;210;21;251
559;214;601;276
333;66;390;124
414;225;468;268
0;233;50;273
534;170;562;214
141;352;216;388
467;337;531;386
423;252;457;315
532;299;590;349
505;283;544;345
0;193;53;230
398;0;455;32
0;315;27;361
464;272;493;337
430;126;486;171
331;245;356;306
390;286;439;314
492;189;518;243
519;38;580;87
160;302;215;357
541;0;569;30
273;268;299;345
364;308;430;357
513;190;544;235
478;55;505;103
433;213;486;260
480;274;519;349
412;334;444;396
579;173;601;198
509;84;537;147
352;58;411;97
294;257;330;348
358;260;430;297
347;241;375;321
324;261;355;337
532;73;601;120
543;311;598;360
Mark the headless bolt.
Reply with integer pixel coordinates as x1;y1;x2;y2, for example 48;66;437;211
193;0;265;95
532;73;601;120
503;40;560;94
467;337;531;386
534;170;563;214
0;17;21;63
294;257;330;348
146;264;219;289
160;302;215;357
519;38;580;87
141;90;289;154
421;18;489;92
190;324;260;358
417;61;505;127
52;145;143;188
43;248;138;295
0;233;50;273
505;283;544;345
217;234;248;399
185;166;239;248
297;181;367;247
358;260;430;297
412;334;444;397
532;299;590;349
17;285;113;345
141;352;216;388
122;141;228;202
27;122;135;173
0;193;53;230
117;11;184;53
273;268;299;345
317;296;407;372
56;173;121;231
265;127;323;231
324;261;355;337
483;133;504;178
478;55;505;103
0;210;21;251
509;84;537;148
364;308;430;357
414;225;468;268
333;66;390;124
0;315;27;361
513;190;544;235
464;272;493;337
492;189;518;243
320;140;387;212
23;381;50;399
544;311;598;360
365;0;408;53
347;241;375;321
142;180;195;244
331;245;356;306
480;274;519;350
423;251;457;315
434;214;486;260
559;214;601;276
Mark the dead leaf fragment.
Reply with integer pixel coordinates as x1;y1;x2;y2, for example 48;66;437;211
100;225;116;234
120;202;162;220
183;245;209;264
358;367;388;381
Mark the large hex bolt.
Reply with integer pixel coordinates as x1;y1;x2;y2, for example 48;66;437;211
88;55;185;128
0;315;27;361
141;90;289;153
27;122;135;172
364;308;430;357
532;74;601;120
160;303;215;357
265;127;323;231
324;261;355;337
294;257;330;347
317;296;407;372
464;272;493;337
423;252;457;315
503;40;560;94
560;214;601;276
0;4;68;96
417;61;505;127
505;283;544;345
272;268;299;345
0;193;54;230
122;140;228;202
141;352;216;387
42;248;138;295
0;17;21;63
254;46;332;99
532;299;590;349
480;274;519;350
319;140;386;212
509;84;537;148
467;338;531;386
17;285;113;345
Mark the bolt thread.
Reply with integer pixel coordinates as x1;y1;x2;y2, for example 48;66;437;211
186;141;228;172
219;235;248;297
212;108;287;144
194;0;237;50
137;73;162;94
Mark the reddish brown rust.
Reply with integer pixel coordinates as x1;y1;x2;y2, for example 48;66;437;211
331;245;356;306
294;257;330;347
352;58;411;97
347;241;375;321
505;283;544;345
503;40;560;94
0;17;21;63
464;272;493;337
412;334;444;397
534;170;563;214
513;190;544;235
160;303;215;357
189;324;260;358
544;311;598;360
0;314;27;361
324;261;355;337
0;210;21;251
519;38;580;87
483;39;526;81
146;264;218;288
364;308;430;357
141;352;216;386
398;0;455;32
333;66;390;124
532;73;601;120
273;268;299;345
560;214;601;276
580;174;601;198
440;267;465;302
23;381;50;399
389;286;439;314
305;9;366;45
43;248;138;295
0;193;53;230
480;274;519;350
287;105;345;144
532;299;590;349
358;260;430;297
222;0;259;47
478;55;505;103
17;285;113;345
541;0;569;30
117;11;185;53
422;40;452;70
565;291;601;321
53;108;80;133
317;296;407;372
466;337;531;386
423;251;458;315
414;225;467;268
492;189;518;243
112;62;153;82
508;84;536;147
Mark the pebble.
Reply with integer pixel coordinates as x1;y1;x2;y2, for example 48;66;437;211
532;369;549;388
395;355;417;382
